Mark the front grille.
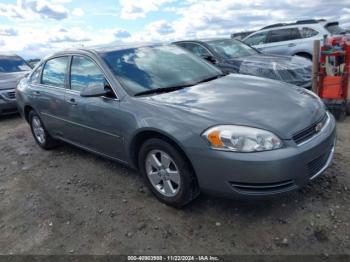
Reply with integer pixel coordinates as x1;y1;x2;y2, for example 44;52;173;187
308;149;332;179
292;114;328;145
230;180;296;195
5;91;16;99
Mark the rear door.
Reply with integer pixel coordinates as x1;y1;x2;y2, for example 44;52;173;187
29;56;69;136
63;55;124;160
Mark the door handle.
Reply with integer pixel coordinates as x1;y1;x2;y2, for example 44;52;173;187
67;98;78;106
32;91;41;96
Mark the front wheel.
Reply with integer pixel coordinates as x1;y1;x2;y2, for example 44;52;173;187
138;138;199;207
29;111;59;150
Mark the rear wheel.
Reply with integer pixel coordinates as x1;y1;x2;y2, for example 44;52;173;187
138;138;199;207
29;111;59;149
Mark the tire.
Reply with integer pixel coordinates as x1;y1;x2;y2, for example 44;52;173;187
138;138;199;207
346;101;350;115
29;110;59;150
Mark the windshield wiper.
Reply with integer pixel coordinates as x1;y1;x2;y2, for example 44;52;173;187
134;74;227;97
195;73;227;84
134;83;195;96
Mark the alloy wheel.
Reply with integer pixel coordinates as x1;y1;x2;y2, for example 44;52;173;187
32;116;46;144
145;150;181;197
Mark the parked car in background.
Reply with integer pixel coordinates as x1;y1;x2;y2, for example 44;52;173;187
231;31;256;40
243;20;348;59
27;58;41;68
16;44;335;207
0;54;31;116
174;38;312;88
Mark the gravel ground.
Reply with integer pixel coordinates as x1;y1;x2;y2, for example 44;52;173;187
0;114;349;255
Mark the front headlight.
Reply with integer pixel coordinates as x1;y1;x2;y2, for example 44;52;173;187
202;125;282;152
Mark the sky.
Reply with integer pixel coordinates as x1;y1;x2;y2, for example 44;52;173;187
1;0;350;59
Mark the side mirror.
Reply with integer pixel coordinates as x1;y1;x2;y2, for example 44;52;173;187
201;55;217;64
80;82;108;97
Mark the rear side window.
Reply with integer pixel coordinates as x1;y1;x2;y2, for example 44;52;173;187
267;28;301;43
42;57;69;88
70;56;105;92
29;64;43;84
244;31;268;46
300;27;319;38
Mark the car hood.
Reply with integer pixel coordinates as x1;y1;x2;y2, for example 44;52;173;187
137;74;325;139
223;53;312;87
0;71;29;90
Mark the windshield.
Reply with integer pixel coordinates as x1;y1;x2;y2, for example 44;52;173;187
101;45;222;96
206;39;257;59
0;56;31;73
325;23;346;34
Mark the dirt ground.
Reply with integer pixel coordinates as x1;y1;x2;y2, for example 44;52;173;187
0;114;349;256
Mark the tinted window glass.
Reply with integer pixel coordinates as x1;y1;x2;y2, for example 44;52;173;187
325;23;346;34
29;64;43;84
183;43;211;57
268;28;301;43
101;45;222;96
300;27;319;38
70;56;105;92
206;39;257;58
42;57;68;88
0;56;31;73
244;31;268;46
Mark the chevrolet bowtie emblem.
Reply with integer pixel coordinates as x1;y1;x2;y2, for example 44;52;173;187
315;122;323;133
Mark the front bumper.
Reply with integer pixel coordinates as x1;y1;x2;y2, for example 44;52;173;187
0;89;17;116
188;113;336;198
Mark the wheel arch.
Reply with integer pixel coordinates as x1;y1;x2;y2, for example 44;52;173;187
128;128;196;175
294;52;313;60
24;105;35;122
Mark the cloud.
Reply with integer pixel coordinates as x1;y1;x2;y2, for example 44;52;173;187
114;29;132;39
26;0;69;20
0;0;83;21
72;8;84;16
155;0;350;40
119;0;174;19
146;20;175;35
48;27;92;43
0;27;18;36
2;0;350;59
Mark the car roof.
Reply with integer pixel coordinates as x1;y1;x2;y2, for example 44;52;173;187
47;42;165;57
174;38;232;44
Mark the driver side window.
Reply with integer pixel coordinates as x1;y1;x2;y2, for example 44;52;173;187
70;56;106;93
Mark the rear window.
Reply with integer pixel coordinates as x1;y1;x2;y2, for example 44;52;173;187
42;57;69;88
267;28;301;43
300;27;319;38
0;56;31;73
325;23;346;35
